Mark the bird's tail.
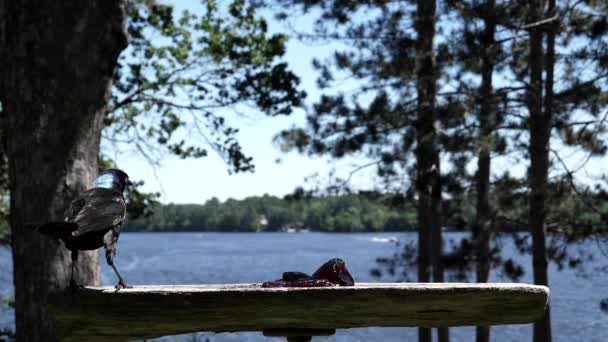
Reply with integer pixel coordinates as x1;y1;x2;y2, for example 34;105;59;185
35;222;78;239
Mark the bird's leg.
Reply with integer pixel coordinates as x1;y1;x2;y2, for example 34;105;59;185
68;250;83;292
104;224;131;291
70;262;75;288
110;263;132;291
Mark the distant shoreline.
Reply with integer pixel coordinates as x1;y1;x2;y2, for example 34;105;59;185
122;228;419;234
121;227;497;234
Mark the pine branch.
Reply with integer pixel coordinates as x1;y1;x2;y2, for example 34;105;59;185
495;16;559;45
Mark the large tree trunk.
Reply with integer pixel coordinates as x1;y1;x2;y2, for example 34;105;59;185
528;0;553;341
414;1;444;341
0;1;128;341
474;1;496;341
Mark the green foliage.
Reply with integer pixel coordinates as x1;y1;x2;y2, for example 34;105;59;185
0;128;8;244
0;210;8;244
125;192;417;232
0;1;306;240
1;296;13;309
0;193;8;244
272;1;421;176
106;0;305;173
0;295;15;340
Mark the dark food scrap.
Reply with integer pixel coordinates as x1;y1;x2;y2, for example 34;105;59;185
262;258;355;288
312;258;355;286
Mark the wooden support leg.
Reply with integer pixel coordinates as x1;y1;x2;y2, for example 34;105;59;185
68;250;81;291
286;336;311;342
263;328;335;342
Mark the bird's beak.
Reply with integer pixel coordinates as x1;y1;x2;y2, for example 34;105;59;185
126;179;133;187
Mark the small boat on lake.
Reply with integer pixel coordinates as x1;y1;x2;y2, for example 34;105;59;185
281;223;309;233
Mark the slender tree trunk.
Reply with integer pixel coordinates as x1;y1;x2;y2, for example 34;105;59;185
475;1;496;341
430;154;448;342
528;0;553;341
414;1;443;341
0;2;128;341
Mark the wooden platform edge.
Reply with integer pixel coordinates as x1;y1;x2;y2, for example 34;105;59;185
48;283;549;342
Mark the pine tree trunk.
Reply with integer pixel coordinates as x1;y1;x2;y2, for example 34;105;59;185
475;1;496;341
431;155;448;342
0;1;128;341
414;1;442;341
528;0;553;341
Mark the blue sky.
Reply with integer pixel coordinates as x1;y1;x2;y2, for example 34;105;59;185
107;3;378;204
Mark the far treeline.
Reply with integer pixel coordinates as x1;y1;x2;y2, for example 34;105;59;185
124;192;417;233
124;188;608;234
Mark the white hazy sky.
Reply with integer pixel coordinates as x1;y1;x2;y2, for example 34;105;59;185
106;2;608;204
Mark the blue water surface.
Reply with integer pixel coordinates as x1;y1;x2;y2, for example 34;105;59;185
1;232;606;341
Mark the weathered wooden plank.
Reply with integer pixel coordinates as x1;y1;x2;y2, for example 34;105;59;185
48;283;549;342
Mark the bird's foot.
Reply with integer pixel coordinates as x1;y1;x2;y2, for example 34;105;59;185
67;279;84;294
114;281;133;292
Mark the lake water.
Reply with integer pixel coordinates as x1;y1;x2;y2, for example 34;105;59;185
0;232;606;341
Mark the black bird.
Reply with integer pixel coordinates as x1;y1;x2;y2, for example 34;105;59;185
36;169;132;290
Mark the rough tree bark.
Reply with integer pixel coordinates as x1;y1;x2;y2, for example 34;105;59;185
0;1;128;341
414;1;445;341
474;1;496;341
528;0;553;341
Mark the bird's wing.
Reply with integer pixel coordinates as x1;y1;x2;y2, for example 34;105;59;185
64;196;86;221
69;188;126;236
